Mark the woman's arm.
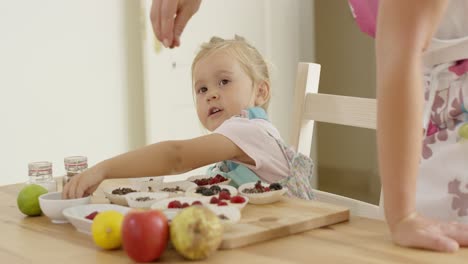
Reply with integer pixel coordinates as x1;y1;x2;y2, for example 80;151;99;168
63;133;252;199
376;0;448;229
375;0;468;252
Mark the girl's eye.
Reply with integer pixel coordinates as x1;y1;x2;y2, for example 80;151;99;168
219;79;230;86
198;87;207;94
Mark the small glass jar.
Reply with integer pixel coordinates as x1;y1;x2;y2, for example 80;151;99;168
27;161;57;192
63;156;88;188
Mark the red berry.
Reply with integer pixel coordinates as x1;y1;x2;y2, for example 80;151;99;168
168;200;182;209
209;178;220;185
210;197;219;204
200;179;209;186
194;178;212;186
181;202;190;208
219;191;231;200
255;181;263;189
230;196;246;204
192;201;202;206
85;211;99;220
217;201;228;206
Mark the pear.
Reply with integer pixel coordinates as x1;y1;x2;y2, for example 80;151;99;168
170;206;224;260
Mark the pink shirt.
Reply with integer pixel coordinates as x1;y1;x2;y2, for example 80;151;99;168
349;0;468;72
213;117;289;183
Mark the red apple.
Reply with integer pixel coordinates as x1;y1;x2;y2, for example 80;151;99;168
122;210;169;262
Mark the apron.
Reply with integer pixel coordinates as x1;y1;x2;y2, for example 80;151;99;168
418;37;468;222
349;0;468;222
207;107;315;200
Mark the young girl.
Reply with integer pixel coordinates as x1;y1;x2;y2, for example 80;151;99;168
63;36;314;201
349;0;468;252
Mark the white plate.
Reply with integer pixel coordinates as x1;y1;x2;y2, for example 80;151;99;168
63;204;131;235
151;198;241;229
206;204;241;230
161;207;241;230
238;182;287;204
125;192;169;208
102;185;139;206
130;177;164;192
185;184;238;198
187;175;231;187
39;192;91;224
153;181;197;197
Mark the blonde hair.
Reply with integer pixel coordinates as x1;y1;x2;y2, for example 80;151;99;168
191;35;271;110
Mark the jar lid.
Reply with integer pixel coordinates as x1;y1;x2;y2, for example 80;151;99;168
64;156;87;165
28;161;52;176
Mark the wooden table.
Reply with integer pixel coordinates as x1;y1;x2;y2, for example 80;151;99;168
2;181;468;263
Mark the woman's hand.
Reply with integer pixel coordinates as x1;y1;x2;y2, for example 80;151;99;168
390;212;468;252
150;0;201;48
62;164;106;199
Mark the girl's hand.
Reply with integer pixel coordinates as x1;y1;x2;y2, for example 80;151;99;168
150;0;201;48
62;165;106;199
391;213;468;252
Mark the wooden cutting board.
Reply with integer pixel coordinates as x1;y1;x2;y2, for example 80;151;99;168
220;197;349;249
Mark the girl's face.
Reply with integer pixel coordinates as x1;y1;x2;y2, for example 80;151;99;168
193;50;258;131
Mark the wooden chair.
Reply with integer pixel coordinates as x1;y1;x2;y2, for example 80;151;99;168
290;62;383;220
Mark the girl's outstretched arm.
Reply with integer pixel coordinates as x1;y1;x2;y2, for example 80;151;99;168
63;134;252;199
376;0;468;252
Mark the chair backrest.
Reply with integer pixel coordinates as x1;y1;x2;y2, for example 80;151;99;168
290;62;382;220
290;62;377;147
290;62;377;185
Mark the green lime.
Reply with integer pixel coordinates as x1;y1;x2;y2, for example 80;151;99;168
17;184;48;216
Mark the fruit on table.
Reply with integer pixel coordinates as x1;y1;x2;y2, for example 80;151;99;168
242;181;283;194
111;187;137;195
85;211;99;220
210;197;219;204
122;210;169;262
195;185;231;196
218;190;231;200
209;194;246;206
17;184;48;216
167;200;203;209
170;206;223;260
230;195;246;204
168;200;182;208
269;183;283;191
193;174;228;186
192;201;203;206
91;210;124;250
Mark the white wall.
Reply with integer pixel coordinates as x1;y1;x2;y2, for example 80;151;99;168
0;0;132;185
266;0;313;145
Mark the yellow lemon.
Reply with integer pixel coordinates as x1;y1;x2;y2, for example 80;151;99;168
91;210;124;250
17;184;48;216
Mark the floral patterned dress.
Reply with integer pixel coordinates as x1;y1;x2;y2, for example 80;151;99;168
207;107;315;200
